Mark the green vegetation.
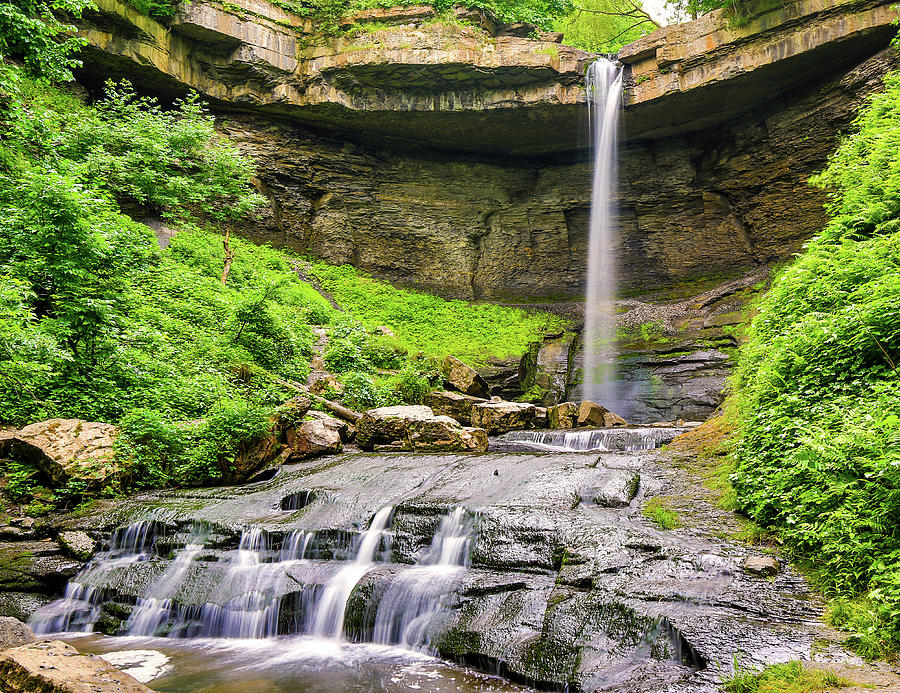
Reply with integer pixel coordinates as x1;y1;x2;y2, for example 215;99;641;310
723;660;853;693
310;262;565;366
553;0;657;53
730;71;900;656
642;496;681;529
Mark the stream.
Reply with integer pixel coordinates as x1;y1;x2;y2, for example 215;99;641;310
29;429;826;692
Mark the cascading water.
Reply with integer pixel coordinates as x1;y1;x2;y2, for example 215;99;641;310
582;58;624;412
308;505;394;639
30;517;163;634
372;507;475;651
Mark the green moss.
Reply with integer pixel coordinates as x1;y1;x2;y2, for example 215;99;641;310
642;497;682;530
723;659;855;693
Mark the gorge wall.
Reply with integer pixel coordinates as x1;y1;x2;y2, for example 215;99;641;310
74;0;899;301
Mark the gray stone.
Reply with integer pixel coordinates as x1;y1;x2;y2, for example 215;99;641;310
743;555;780;577
58;531;96;561
285;419;343;460
593;471;640;508
0;617;35;650
356;406;436;449
357;405;487;452
11;419;119;489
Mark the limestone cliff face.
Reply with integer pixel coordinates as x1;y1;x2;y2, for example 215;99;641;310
75;0;898;301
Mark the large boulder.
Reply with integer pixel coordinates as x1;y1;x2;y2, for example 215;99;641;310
404;416;488;453
424;391;487;425
577;401;628;428
470;401;536;434
441;357;489;398
0;617;35;650
11;419;119;488
356;406;488;452
285;418;344;460
548;402;579;429
356;405;436;448
0;640;152;691
58;531;96;561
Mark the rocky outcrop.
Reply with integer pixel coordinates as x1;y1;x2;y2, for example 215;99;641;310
10;420;119;489
0;640;151;692
0;541;85;594
33;447;836;691
71;0;900;303
577;400;628;427
284;418;344;460
423;391;487;426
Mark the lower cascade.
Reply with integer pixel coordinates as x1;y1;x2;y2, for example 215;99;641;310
31;505;476;650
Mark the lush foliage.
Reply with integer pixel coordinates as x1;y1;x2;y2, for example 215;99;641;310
310;262;566;366
731;71;900;655
553;0;656;53
0;0;93;82
724;660;851;693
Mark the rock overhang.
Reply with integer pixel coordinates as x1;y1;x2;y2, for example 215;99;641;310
73;0;899;156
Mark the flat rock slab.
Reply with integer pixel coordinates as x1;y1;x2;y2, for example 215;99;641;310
0;640;151;692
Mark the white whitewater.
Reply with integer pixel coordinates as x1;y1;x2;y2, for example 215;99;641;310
582;58;624;410
372;507;474;651
308;505;394;639
29;518;161;634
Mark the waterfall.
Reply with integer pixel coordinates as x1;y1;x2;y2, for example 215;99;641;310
372;507;474;651
30;505;478;650
307;505;394;639
29;518;162;634
582;58;624;411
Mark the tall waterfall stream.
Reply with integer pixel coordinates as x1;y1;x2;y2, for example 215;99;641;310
582;59;624;413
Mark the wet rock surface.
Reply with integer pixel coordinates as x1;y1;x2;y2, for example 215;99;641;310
31;448;841;691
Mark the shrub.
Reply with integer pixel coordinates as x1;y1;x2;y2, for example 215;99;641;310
730;71;900;652
341;371;398;410
393;364;435;404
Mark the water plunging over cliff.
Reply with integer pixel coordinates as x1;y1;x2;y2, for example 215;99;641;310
582;59;624;411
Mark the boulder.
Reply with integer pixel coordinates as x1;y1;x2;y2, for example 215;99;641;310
743;556;780;577
577;401;628;428
0;640;152;691
356;405;488;452
231;431;283;483
533;406;548;428
424;390;487;425
441;357;489;398
356;406;436;449
0;592;53;624
11;419;119;488
0;617;35;650
593;471;641;508
548;402;579;429
470;401;536;434
285;419;344;460
58;531;96;561
404;416;489;453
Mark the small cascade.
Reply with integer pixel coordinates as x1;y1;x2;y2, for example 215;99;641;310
29;517;163;634
124;525;208;636
308;505;394;639
372;507;475;651
582;58;625;413
492;427;690;453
